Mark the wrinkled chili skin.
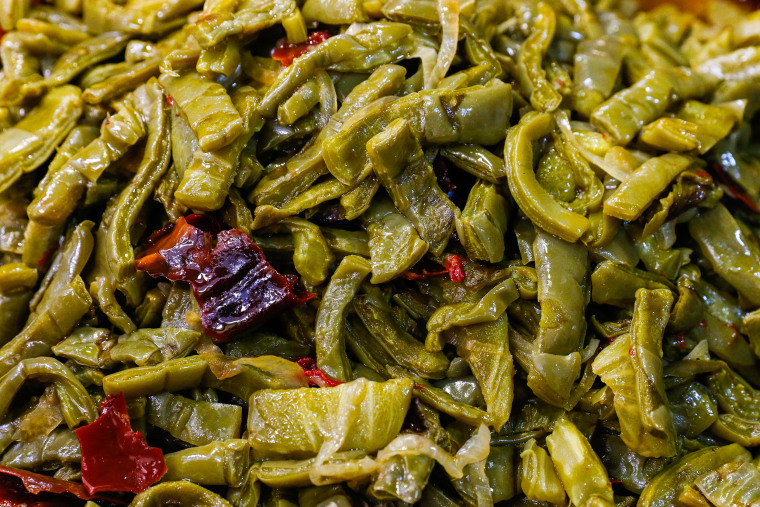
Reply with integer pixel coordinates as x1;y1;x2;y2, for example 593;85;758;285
296;357;343;387
0;465;127;506
136;216;314;341
75;393;167;495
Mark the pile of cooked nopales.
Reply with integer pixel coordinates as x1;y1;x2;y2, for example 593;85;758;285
0;0;759;504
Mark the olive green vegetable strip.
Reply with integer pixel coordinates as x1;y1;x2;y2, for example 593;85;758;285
190;0;304;49
367;118;459;256
131;481;232;507
639;117;700;152
604;153;692;221
0;263;37;344
668;382;718;439
440;145;504;182
102;355;209;397
278;79;320;126
315;255;371;383
82;57;162;104
252;178;350;230
0;221;93;377
696;46;760;81
96;81;171;308
573;36;623;117
163;440;251;487
593;289;676;457
517;2;562;112
638;444;751;507
689;204;760;306
38;31;130;90
705;366;760;420
27;100;145;226
710;414;760;446
533;230;588;356
324;81;512;186
148;393;242;446
675;100;742;154
247;378;413;458
0;0;28;31
175;86;262;212
456;180;509;263
354;289;449;379
258;22;414;118
427;278;519;348
0;85;82;193
590;69;672;145
695;461;760;506
444;313;515;430
545;416;614;507
520;438;565;504
109;328;199;366
0;427;81;470
363;196;429;283
505;111;590;242
51;327;112;368
159;71;244;152
412;382;491;427
83;0;195;35
251;64;406;208
0;357;96;428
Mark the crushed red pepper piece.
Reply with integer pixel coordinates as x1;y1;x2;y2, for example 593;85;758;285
0;466;126;506
710;163;760;213
296;357;342;387
444;255;466;283
135;215;314;340
271;31;330;67
75;393;166;495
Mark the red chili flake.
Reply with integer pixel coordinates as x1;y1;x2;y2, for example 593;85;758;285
413;383;427;390
401;267;449;281
295;357;342;387
75;393;166;495
166;94;174;106
555;79;566;87
691;169;713;183
36;246;58;270
444;255;466;283
710;163;760;213
628;346;636;357
136;215;314;341
600;335;618;349
271;31;330;67
0;466;126;506
673;332;688;349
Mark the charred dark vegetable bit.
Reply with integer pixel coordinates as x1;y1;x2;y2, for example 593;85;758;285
2;0;760;504
135;216;314;340
75;393;166;494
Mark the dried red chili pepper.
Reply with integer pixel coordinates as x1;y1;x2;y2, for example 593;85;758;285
0;466;126;506
710;163;760;213
135;215;314;340
444;255;466;283
75;393;166;495
296;357;342;387
271;31;330;67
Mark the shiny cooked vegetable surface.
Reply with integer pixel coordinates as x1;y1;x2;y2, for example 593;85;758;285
0;0;759;504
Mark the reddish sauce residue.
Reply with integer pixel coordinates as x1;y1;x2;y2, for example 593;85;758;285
135;215;314;341
271;31;330;67
166;94;174;106
444;255;466;283
296;357;342;387
711;163;760;213
673;332;688;349
75;394;166;495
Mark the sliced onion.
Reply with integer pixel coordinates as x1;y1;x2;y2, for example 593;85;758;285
427;0;460;88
